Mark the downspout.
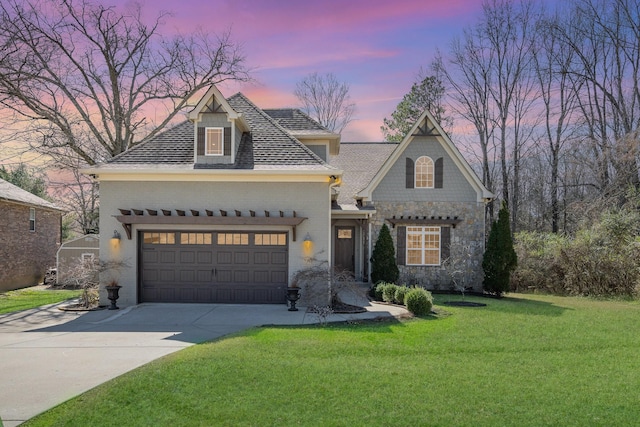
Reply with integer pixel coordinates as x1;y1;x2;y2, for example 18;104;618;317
367;218;372;283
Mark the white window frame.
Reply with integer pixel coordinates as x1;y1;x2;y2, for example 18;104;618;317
205;127;224;156
406;226;441;266
415;156;434;188
29;207;36;232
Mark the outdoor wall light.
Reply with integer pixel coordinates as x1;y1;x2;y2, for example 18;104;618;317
302;232;313;255
112;230;121;241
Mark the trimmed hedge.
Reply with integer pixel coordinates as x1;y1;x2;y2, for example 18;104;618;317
405;287;433;316
381;283;399;303
394;286;410;305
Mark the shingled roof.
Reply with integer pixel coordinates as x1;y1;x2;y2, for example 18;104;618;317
108;121;194;164
104;93;335;171
0;178;64;211
263;108;332;134
329;142;398;206
226;94;334;169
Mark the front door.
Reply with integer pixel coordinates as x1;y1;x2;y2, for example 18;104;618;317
334;226;355;275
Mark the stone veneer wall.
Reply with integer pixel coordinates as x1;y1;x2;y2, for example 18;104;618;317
369;201;486;291
0;202;61;291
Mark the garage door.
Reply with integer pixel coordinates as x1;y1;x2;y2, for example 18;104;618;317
140;231;288;303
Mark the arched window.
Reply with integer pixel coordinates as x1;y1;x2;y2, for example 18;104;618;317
415;156;434;188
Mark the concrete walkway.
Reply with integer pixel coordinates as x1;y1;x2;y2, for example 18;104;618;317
0;293;408;426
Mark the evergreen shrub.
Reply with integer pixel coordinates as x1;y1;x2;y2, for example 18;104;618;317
371;224;399;284
394;285;410;305
381;283;399;303
405;287;433;315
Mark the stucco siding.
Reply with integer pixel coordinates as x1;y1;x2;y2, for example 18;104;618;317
99;180;332;306
372;136;477;203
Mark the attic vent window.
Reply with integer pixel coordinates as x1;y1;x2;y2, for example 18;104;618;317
205;127;224;156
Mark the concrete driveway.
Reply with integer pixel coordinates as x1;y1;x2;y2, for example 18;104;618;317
0;296;407;426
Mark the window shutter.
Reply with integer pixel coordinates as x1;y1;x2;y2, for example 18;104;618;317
440;226;451;262
397;226;406;265
224;127;231;156
435;157;443;188
197;127;205;156
406;158;414;189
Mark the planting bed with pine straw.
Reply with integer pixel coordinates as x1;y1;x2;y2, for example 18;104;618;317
25;293;640;427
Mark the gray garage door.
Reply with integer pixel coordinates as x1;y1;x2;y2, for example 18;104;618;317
140;231;288;303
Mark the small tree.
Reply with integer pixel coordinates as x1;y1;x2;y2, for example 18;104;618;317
370;224;399;284
483;201;517;296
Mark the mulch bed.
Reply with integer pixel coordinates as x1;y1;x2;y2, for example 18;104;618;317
58;304;107;312
441;301;487;307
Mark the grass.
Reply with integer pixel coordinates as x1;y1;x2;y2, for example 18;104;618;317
0;287;82;315
24;294;640;426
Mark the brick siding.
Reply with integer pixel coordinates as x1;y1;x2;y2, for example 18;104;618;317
0;201;61;291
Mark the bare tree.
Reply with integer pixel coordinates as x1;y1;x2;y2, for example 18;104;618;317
554;0;640;198
50;167;99;235
435;29;498;219
0;0;250;167
532;10;581;233
294;72;355;133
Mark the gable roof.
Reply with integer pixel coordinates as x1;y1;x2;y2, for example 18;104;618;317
0;178;64;211
93;91;338;173
329;142;398;207
187;85;240;121
357;109;494;203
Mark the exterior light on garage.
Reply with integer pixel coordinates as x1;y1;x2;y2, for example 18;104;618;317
110;230;121;252
302;232;313;255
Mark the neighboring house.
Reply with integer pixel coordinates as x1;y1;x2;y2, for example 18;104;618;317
56;234;100;285
85;85;492;307
0;178;65;292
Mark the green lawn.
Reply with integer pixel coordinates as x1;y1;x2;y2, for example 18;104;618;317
24;294;640;426
0;288;82;315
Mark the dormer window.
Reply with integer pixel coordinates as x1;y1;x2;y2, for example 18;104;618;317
205;127;224;156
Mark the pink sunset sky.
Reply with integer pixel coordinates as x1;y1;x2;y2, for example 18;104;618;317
144;0;486;141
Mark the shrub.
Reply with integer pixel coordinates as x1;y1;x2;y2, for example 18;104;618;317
373;282;386;301
371;224;399;284
511;231;566;294
394;285;410;305
381;283;399;303
483;201;517;296
405;287;433;316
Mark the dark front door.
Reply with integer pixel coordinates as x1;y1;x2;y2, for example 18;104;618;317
334;226;355;274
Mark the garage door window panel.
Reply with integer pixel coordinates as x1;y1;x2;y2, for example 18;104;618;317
143;232;176;244
181;233;212;245
218;233;249;245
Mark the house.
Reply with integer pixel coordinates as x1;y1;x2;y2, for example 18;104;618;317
56;234;100;285
0;178;65;292
85;85;492;307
